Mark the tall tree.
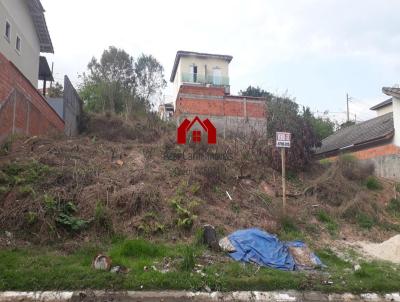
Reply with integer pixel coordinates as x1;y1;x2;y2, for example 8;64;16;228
135;54;167;109
241;86;321;170
239;85;272;99
80;46;136;114
47;82;63;98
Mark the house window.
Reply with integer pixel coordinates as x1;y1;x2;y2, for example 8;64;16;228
213;68;222;85
5;21;10;42
192;130;201;143
16;36;21;52
190;65;198;82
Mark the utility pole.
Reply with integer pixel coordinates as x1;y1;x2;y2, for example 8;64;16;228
346;93;350;122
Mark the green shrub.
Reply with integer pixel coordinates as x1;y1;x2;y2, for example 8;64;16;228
365;176;382;190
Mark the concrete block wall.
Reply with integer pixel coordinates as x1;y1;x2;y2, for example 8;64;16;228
0;51;64;143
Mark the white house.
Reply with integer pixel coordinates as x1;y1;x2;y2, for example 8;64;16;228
0;0;54;88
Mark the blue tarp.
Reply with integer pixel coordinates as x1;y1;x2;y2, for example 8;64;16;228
227;228;323;271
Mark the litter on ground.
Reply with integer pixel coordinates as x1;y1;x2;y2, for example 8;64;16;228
223;228;323;271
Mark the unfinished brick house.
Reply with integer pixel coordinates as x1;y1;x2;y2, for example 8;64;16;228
316;87;400;180
170;51;267;137
0;0;64;143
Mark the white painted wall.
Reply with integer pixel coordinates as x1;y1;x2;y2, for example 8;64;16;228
0;0;40;87
376;104;393;116
172;55;230;98
393;96;400;147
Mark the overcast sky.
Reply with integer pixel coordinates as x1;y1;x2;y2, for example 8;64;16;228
41;0;400;122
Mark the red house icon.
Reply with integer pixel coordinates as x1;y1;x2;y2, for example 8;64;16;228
177;116;217;144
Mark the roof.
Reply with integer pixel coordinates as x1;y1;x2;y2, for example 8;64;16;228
370;98;392;110
170;51;233;82
38;56;54;81
383;87;400;98
316;112;394;155
26;0;54;53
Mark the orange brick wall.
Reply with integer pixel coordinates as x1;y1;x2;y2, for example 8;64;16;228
0;51;64;142
326;143;400;161
176;85;267;118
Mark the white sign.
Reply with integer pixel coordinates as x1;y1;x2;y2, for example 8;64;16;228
276;132;291;148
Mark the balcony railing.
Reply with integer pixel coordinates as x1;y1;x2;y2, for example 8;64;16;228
181;72;229;86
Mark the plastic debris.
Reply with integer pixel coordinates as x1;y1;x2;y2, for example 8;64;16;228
225;228;324;271
92;254;112;271
110;265;130;274
219;237;236;252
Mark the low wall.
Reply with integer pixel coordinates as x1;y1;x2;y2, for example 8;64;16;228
324;143;400;180
175;85;267;135
0;52;64;143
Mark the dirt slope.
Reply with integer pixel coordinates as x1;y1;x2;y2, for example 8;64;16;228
0;115;399;246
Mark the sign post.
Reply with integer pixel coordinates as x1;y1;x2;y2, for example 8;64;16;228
276;132;291;215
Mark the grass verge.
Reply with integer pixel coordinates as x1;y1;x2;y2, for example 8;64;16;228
1;240;400;293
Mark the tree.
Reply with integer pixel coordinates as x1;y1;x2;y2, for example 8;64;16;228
48;82;63;98
79;46;136;114
340;120;356;129
79;47;167;116
135;54;167;109
241;86;321;170
239;85;272;99
302;108;335;140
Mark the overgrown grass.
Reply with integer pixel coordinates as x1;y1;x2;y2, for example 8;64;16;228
1;240;400;292
316;210;338;235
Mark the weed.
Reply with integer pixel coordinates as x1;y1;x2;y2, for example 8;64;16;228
3;160;51;186
26;211;38;225
193;228;205;246
189;182;201;195
387;198;400;216
94;201;113;231
231;202;240;214
319;158;331;166
56;214;89;232
364;176;382;190
279;216;303;240
18;185;35;197
286;170;298;182
356;213;375;229
170;198;196;231
0;139;12;156
110;239;166;258
43;195;89;232
396;183;400;193
0;185;9;196
316;210;338;235
180;245;196;272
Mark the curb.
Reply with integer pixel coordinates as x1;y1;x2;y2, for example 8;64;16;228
0;291;399;301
